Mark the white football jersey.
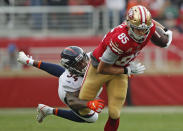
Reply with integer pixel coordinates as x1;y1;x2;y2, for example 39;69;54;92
57;55;102;122
58;52;103;104
58;69;83;104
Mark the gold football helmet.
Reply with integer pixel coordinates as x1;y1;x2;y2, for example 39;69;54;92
126;5;153;43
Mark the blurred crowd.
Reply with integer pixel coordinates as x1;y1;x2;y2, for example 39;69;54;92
1;0;183;35
0;0;183;70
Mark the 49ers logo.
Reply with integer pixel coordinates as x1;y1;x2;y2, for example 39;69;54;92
128;9;134;20
118;33;129;44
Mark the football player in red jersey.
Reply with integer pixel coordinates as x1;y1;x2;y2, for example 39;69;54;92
78;5;173;131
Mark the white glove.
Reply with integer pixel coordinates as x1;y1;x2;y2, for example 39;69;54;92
125;62;146;76
164;30;173;48
17;51;34;66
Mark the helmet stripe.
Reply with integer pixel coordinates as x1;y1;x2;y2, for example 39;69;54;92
65;47;77;54
138;7;143;24
139;6;145;24
143;7;147;24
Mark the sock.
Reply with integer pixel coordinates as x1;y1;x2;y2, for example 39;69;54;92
104;117;119;131
53;108;86;123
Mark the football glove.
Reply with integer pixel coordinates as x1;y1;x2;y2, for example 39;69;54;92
17;51;34;66
87;99;105;113
125;61;146;76
164;30;173;48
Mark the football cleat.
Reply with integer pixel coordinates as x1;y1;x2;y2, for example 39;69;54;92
36;104;53;123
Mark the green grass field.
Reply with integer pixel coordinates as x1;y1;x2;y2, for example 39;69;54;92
0;107;183;131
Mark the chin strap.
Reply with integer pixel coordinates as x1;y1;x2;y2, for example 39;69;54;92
164;30;173;48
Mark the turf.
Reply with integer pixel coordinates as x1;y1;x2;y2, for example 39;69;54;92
0;107;183;131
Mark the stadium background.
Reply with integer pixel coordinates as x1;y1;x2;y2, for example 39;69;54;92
0;0;183;130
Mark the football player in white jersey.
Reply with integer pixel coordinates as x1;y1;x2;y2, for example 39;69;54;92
17;46;104;123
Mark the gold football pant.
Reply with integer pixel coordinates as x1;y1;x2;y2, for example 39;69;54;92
79;62;128;119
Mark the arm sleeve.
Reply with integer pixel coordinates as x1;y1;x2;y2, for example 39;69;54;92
40;62;65;77
99;46;119;64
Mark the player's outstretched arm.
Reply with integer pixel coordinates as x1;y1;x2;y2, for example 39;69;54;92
66;91;105;113
17;51;65;77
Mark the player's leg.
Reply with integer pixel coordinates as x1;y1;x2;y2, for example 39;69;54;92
79;62;112;115
37;84;93;123
107;74;128;119
37;104;98;123
69;110;99;123
53;108;98;123
104;74;128;131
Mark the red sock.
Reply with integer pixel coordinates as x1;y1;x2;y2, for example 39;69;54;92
104;117;119;131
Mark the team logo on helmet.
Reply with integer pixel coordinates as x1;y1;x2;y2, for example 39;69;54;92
128;9;134;20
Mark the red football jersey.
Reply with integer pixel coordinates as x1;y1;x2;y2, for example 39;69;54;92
92;22;156;67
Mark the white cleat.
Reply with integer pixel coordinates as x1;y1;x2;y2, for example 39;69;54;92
36;104;53;123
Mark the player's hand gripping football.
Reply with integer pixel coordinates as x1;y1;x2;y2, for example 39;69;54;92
164;30;173;48
17;51;34;66
87;99;105;113
125;61;146;76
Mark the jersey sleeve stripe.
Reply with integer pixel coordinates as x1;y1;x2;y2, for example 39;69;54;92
109;41;123;54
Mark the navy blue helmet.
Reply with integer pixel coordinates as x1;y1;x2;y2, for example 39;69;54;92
60;46;89;76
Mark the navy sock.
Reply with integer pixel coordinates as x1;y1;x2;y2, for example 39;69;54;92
53;108;86;123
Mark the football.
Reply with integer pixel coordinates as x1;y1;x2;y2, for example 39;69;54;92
151;26;168;47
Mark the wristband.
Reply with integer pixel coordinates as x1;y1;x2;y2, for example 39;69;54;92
37;61;42;68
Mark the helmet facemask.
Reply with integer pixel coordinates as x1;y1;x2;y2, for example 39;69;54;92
71;53;89;76
128;23;151;43
60;52;89;76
